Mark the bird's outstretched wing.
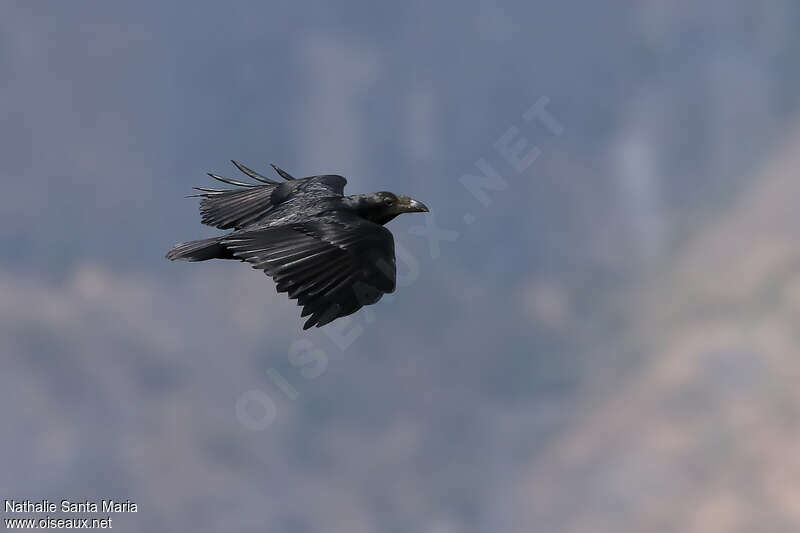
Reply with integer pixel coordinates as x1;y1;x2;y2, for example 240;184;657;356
190;161;347;230
222;214;396;329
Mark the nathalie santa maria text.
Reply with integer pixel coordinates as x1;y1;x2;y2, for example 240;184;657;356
5;500;137;513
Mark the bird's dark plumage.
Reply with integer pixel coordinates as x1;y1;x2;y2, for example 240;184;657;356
166;161;428;329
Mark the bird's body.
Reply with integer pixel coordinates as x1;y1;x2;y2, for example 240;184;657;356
166;162;428;329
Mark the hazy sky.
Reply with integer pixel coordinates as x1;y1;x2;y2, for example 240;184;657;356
3;2;800;532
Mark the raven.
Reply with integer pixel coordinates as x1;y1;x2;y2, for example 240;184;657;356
166;161;429;329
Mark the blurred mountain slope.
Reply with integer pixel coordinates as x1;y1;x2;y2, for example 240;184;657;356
511;119;800;533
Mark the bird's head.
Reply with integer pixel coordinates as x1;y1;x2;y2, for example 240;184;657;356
347;191;429;225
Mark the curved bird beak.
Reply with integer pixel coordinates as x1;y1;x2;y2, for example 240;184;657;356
397;195;429;213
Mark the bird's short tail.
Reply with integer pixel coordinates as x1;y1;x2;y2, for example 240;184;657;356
165;236;232;261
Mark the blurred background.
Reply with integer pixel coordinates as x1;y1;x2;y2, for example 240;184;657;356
2;2;800;531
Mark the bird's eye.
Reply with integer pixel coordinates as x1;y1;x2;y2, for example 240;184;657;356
384;197;394;206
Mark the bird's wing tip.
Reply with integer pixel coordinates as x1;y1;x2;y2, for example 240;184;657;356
271;163;296;181
230;160;278;184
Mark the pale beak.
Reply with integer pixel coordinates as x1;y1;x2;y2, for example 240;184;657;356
397;195;429;213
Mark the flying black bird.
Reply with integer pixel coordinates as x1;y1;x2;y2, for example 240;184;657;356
166;161;429;329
